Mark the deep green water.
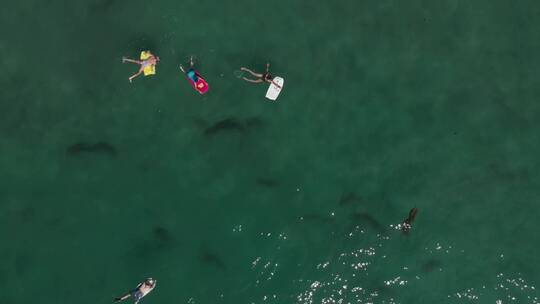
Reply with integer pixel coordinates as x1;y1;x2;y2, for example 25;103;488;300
2;0;540;303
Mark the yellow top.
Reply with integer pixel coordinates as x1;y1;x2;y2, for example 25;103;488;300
140;51;156;76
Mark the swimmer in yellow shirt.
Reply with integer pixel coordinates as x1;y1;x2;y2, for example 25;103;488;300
122;52;160;83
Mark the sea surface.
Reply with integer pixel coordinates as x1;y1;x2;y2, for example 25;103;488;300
1;1;540;303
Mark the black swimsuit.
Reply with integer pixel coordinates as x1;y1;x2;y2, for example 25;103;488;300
262;73;273;81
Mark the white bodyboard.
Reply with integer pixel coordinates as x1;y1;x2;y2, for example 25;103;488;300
265;77;284;101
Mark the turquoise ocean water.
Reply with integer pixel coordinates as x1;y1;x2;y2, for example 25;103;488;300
1;1;540;303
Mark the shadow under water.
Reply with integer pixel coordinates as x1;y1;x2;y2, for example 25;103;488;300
198;247;226;270
350;212;387;233
66;142;117;157
204;118;245;136
203;117;264;136
338;191;362;206
88;0;116;13
421;259;442;273
129;226;176;261
153;226;172;243
300;213;336;224
255;177;280;187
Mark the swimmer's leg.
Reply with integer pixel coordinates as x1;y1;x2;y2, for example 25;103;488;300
240;67;263;78
123;57;142;65
113;292;131;302
128;68;143;83
132;290;144;304
242;77;263;84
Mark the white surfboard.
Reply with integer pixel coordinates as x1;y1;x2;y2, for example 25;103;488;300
265;77;284;101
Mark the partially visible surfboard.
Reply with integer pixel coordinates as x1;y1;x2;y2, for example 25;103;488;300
265;77;284;101
185;70;209;94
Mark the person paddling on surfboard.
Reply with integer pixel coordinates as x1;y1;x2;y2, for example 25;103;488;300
122;52;160;83
179;56;209;94
401;208;418;233
114;278;156;304
240;63;282;89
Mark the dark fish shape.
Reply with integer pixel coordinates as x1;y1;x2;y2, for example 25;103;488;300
132;229;175;259
244;117;264;128
88;0;115;12
301;213;335;223
256;178;279;187
153;226;171;242
351;212;386;232
421;259;442;272
15;253;32;275
18;206;35;223
339;192;362;206
66;142;117;157
191;117;209;129
199;251;226;269
401;208;418;233
204;118;245;135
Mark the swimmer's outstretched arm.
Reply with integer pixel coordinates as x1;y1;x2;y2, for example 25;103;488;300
240;67;263;78
242;77;263;84
113;292;131;302
179;64;186;73
266;63;270;73
122;57;142;65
